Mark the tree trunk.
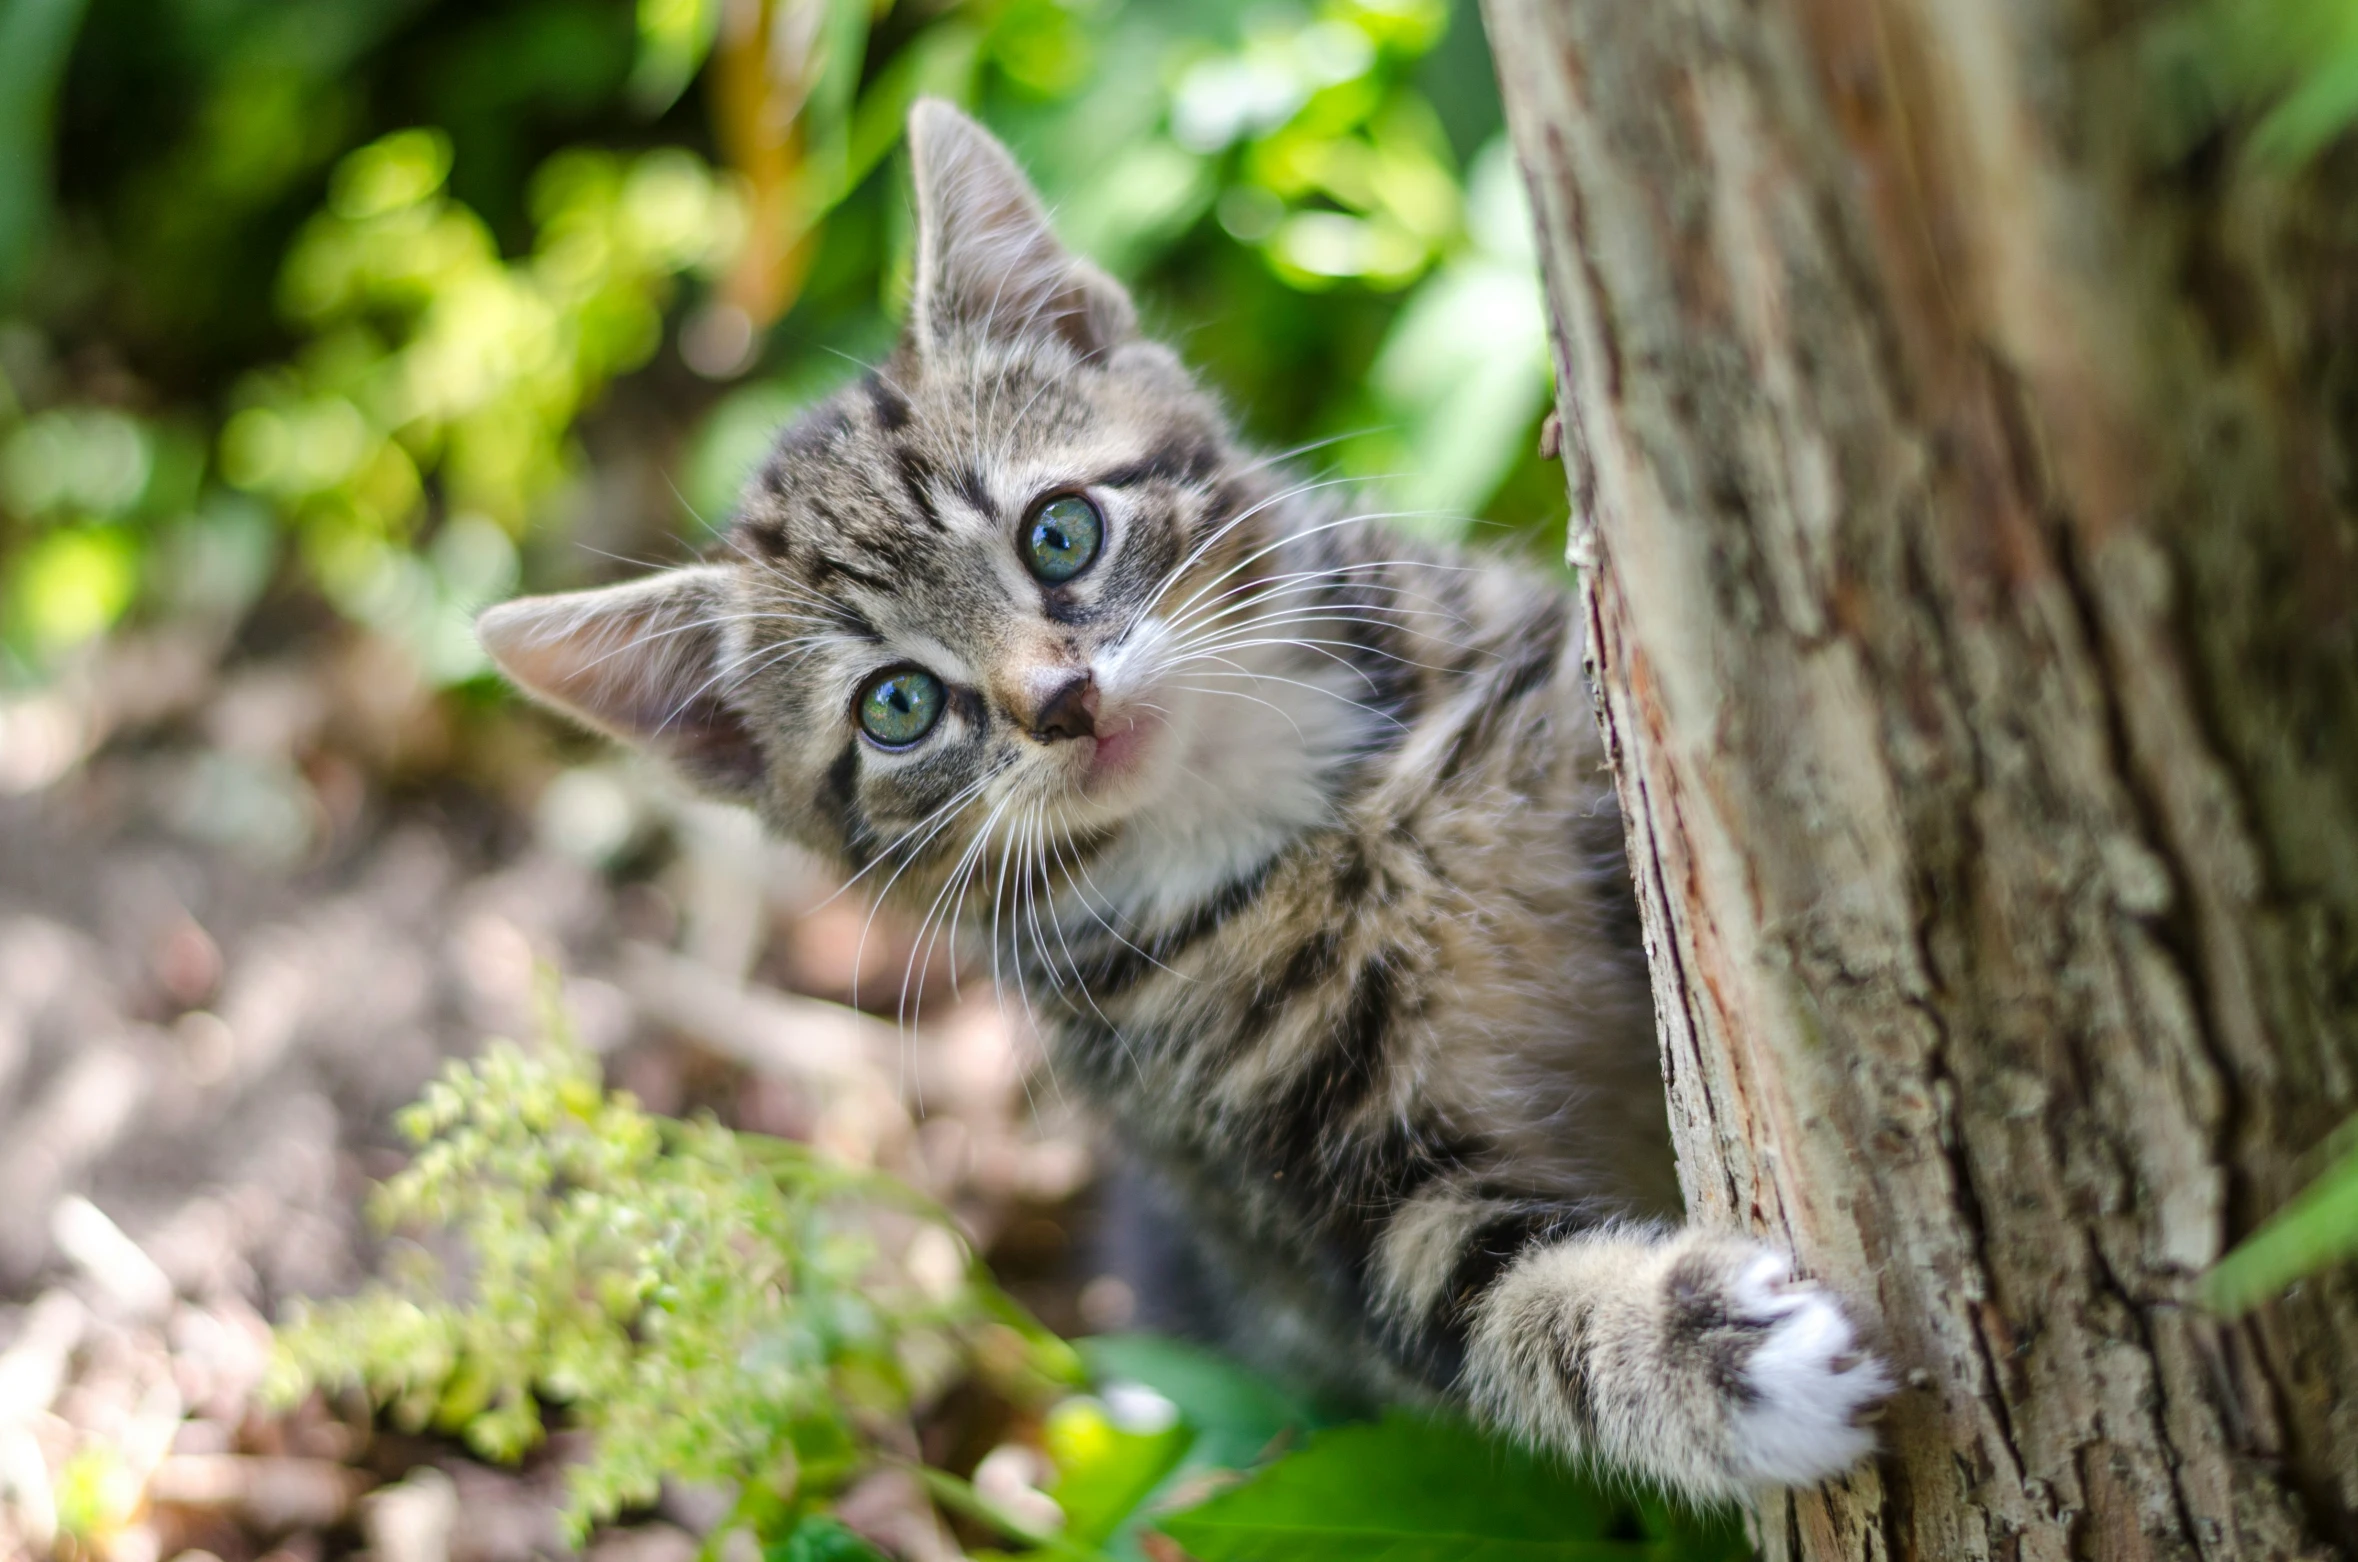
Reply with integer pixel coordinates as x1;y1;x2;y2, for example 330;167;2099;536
1480;2;2358;1558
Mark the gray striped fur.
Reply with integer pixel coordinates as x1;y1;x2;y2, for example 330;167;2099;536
478;99;1891;1500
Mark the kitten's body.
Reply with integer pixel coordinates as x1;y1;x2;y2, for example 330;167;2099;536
481;101;1890;1501
1017;516;1679;1403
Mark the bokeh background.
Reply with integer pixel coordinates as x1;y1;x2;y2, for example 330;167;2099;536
0;1;1561;1558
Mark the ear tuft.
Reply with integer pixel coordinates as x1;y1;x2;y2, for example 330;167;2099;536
477;567;766;800
905;98;1135;360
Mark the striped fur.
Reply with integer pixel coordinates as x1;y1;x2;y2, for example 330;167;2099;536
478;100;1890;1500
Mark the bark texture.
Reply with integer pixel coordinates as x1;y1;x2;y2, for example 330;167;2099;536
1481;2;2358;1558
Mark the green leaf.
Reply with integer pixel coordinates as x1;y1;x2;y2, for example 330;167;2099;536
0;0;90;303
1072;1335;1335;1561
1043;1396;1192;1548
629;0;719;115
2206;1118;2358;1315
767;1515;888;1562
1155;1412;1747;1562
1078;1335;1321;1472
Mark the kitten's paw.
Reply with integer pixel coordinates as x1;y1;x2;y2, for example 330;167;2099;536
1672;1244;1893;1488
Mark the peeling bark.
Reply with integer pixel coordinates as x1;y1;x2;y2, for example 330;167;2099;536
1481;2;2358;1558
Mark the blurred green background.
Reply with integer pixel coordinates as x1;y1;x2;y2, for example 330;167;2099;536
0;0;1565;693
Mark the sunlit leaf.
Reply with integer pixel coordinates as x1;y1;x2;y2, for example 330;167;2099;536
631;0;721;115
8;527;139;657
1044;1393;1193;1548
330;127;455;221
1079;1335;1321;1473
1155;1412;1748;1562
2206;1119;2358;1315
2149;0;2358;166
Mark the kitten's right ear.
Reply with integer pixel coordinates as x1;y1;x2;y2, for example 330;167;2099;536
904;97;1135;360
477;567;766;801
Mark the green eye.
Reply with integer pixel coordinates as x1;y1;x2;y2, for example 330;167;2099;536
1023;493;1103;584
857;668;945;747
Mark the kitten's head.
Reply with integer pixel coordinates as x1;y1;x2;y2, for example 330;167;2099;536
481;101;1374;915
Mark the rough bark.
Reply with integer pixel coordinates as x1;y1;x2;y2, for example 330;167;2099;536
1481;2;2358;1559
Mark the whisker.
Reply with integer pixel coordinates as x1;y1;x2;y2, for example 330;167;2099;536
1155;564;1477;643
1165;681;1310;743
1048;822;1179;986
811;763;1001;912
1161;611;1479;661
846;768;1003;1007
570;539;699;574
1126;473;1393;636
553;608;823;683
902;791;1009;1030
1153;507;1459;631
1174;659;1410;731
1039;810;1148;1080
1163;628;1476;682
1232;426;1389;476
655;629;836;736
1159;593;1434;652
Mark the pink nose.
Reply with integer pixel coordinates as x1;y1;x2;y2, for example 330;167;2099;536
1026;670;1097;743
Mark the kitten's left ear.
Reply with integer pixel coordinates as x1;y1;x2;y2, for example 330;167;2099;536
904;98;1135;360
477;566;767;801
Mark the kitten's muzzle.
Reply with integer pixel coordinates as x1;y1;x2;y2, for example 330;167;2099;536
1023;669;1098;743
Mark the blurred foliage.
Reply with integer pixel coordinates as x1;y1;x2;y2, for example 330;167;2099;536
2176;0;2358;1305
2149;0;2358;164
275;1014;1747;1559
220;130;741;679
0;0;91;302
2147;0;2358;1321
0;0;1562;688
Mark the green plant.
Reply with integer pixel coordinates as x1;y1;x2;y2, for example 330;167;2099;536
2206;0;2358;163
2148;0;2358;166
276;996;1754;1560
271;1012;1081;1548
2206;1122;2358;1316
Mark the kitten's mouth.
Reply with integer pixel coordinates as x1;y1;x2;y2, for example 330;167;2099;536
1075;711;1155;794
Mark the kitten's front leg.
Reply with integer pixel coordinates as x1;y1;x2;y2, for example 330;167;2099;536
1456;1226;1893;1498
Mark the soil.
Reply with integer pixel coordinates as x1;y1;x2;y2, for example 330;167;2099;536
0;621;1108;1562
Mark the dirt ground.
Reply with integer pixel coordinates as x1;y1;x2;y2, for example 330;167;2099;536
0;621;1113;1562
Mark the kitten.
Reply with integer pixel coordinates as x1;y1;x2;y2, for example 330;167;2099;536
478;99;1892;1500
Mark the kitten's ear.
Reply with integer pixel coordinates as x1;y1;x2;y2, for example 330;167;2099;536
477;567;766;801
905;98;1135;360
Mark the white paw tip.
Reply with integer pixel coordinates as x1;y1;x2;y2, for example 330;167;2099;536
1725;1264;1893;1487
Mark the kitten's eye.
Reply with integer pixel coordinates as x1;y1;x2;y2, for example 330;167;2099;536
857;668;945;747
1022;493;1103;584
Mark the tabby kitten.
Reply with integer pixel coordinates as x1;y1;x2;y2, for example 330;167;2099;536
479;100;1892;1499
